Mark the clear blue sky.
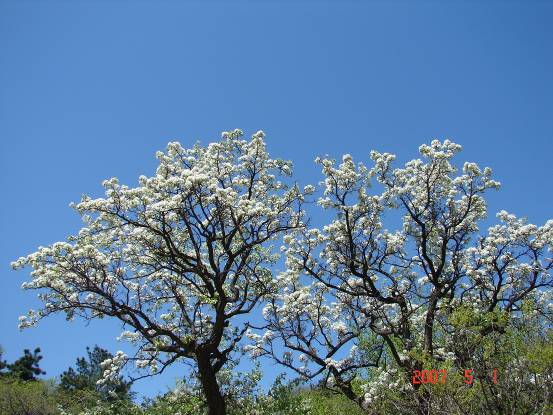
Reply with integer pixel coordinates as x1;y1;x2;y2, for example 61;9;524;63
1;0;552;400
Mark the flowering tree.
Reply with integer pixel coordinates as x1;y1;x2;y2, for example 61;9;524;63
252;140;553;413
12;129;306;415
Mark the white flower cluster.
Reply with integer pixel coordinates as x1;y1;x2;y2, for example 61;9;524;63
361;367;407;409
97;351;128;386
462;210;553;312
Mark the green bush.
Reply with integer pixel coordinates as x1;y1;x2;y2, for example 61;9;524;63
0;377;58;415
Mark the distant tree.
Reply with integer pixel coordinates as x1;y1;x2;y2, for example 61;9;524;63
4;348;45;381
60;345;131;401
0;346;7;374
12;129;306;415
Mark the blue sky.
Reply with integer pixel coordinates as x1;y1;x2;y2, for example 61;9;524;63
1;0;552;400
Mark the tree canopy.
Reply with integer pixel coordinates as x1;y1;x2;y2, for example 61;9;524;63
12;129;307;415
248;140;553;413
12;133;553;415
0;347;45;382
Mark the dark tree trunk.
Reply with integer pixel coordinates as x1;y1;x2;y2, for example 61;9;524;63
196;351;226;415
423;295;438;356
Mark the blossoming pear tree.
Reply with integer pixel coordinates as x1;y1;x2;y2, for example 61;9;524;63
250;140;553;412
12;129;307;415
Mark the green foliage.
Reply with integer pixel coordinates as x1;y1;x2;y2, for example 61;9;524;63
2;318;552;415
351;306;553;415
140;385;205;415
0;346;7;374
0;377;58;415
1;347;45;381
219;362;263;413
299;389;365;415
59;345;131;402
56;387;108;414
252;374;312;415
